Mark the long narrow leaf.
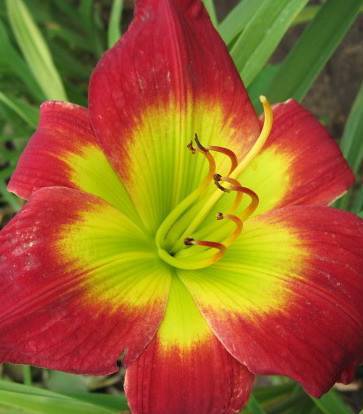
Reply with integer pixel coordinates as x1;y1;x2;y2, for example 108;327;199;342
335;81;363;210
311;389;352;414
108;0;124;48
340;81;363;172
219;0;265;46
6;0;67;101
242;394;266;414
230;0;309;86
0;380;118;414
261;0;363;103
203;0;218;26
0;20;43;100
0;91;38;128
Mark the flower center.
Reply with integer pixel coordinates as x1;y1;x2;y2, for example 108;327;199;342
156;96;273;270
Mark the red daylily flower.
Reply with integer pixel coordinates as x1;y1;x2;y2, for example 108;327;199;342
1;0;363;413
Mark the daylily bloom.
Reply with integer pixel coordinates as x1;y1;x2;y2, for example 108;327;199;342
0;0;363;413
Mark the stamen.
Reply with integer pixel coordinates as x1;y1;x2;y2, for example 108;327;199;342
207;145;238;175
214;173;230;193
184;237;226;263
194;133;238;175
194;133;208;153
215;176;259;219
187;141;196;154
155;135;217;252
216;212;243;245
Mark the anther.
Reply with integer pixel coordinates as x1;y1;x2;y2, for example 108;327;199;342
215;176;259;219
214;173;231;193
216;212;224;220
184;237;195;246
187;141;196;154
194;133;208;153
192;134;238;175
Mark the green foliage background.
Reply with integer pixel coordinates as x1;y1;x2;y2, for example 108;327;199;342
0;0;362;413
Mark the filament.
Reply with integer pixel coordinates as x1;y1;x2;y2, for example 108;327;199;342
214;175;259;219
216;212;243;246
184;237;226;263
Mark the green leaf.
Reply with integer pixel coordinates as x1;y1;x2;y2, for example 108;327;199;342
261;0;363;103
0;380;119;414
0;19;43;100
340;81;363;172
293;4;363;26
242;394;266;414
334;81;363;210
0;91;38;128
230;0;309;86
0;180;21;211
46;372;88;394
6;0;67;101
22;365;32;386
203;0;218;26
293;5;320;26
108;0;124;48
311;389;352;414
219;0;264;46
254;382;295;402
248;64;280;110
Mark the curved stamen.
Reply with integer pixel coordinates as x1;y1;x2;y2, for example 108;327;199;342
184;237;226;263
195;133;238;175
216;212;243;245
175;98;272;243
188;136;216;188
155;137;217;251
215;175;259;219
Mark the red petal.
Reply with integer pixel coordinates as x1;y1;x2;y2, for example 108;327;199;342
0;187;170;373
235;100;354;216
8;101;139;222
89;0;260;229
180;206;363;396
125;277;254;414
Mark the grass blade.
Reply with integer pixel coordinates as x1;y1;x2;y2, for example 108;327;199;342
0;91;38;128
242;394;266;414
311;389;352;414
0;19;43;100
108;0;124;48
0;380;119;414
219;0;264;46
260;0;363;103
340;81;363;172
230;0;309;86
203;0;218;26
293;4;363;26
6;0;67;101
335;82;363;210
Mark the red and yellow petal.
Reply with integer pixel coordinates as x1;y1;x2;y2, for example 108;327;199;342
125;277;254;414
8;101;140;224
179;206;363;396
89;0;260;232
231;100;354;216
0;187;171;373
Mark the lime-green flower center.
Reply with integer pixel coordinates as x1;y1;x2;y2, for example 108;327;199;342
156;96;273;270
